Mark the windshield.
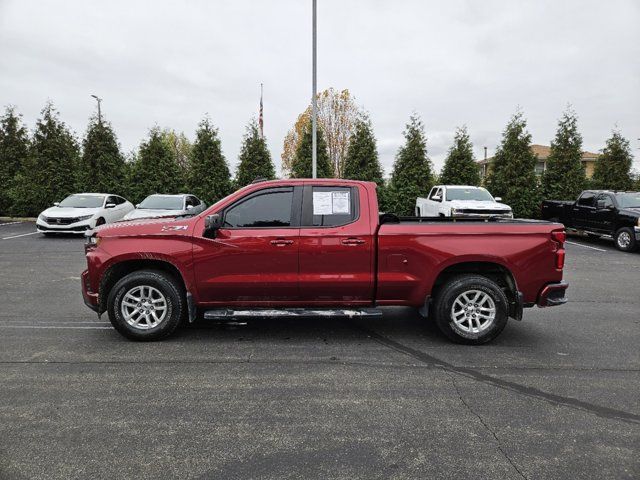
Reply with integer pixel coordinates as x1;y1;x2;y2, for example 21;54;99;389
446;188;494;202
616;192;640;208
138;196;184;210
58;195;104;208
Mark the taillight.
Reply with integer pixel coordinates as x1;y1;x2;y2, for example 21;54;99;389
551;231;566;245
551;229;566;270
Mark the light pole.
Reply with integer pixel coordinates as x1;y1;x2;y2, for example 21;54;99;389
311;0;317;178
91;94;102;124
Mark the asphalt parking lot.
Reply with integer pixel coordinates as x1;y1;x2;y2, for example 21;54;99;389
0;221;638;480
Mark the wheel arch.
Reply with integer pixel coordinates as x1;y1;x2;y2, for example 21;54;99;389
98;258;188;314
429;260;521;319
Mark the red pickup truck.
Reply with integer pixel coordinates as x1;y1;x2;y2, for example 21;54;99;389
82;179;568;344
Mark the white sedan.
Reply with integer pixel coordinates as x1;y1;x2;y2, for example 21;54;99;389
36;193;134;234
123;194;206;220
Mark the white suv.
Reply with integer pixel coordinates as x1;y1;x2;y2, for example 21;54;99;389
37;193;134;234
415;185;513;218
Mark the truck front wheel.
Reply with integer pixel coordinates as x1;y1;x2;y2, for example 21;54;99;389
433;275;509;345
614;227;637;252
107;270;184;341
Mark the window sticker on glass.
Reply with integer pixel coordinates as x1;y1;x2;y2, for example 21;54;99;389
313;190;351;215
331;191;350;214
313;191;333;215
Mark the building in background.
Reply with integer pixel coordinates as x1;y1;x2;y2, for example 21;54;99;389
477;144;600;180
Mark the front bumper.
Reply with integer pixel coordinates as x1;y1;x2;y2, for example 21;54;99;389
537;281;569;307
81;269;99;312
37;219;92;234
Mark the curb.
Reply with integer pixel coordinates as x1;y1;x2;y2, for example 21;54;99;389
0;217;37;222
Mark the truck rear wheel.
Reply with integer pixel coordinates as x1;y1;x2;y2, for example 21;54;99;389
433;275;509;345
107;270;184;341
614;227;637;252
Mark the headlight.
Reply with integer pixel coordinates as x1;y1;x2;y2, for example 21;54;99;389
38;214;46;221
77;215;93;222
637;218;640;227
451;208;460;216
87;236;101;246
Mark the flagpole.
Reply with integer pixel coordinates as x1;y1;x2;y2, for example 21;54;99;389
259;83;264;138
311;0;317;178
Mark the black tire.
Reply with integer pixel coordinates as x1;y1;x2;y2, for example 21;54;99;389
433;275;509;345
614;227;637;252
107;270;184;341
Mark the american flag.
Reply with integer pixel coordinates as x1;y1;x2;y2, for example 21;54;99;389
258;83;264;138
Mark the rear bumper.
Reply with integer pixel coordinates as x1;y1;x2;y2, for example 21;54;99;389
537;281;568;307
81;270;99;312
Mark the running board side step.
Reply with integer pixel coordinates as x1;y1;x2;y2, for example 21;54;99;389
204;308;383;320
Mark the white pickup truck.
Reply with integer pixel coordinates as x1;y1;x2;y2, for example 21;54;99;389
415;185;513;218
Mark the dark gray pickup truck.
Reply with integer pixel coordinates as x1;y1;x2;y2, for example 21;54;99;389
542;190;640;252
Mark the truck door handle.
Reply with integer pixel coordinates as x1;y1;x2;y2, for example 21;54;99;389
270;239;294;246
342;238;365;245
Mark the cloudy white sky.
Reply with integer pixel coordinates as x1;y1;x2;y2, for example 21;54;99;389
1;0;639;176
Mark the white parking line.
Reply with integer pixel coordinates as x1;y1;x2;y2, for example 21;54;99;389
1;325;112;330
2;231;39;240
566;241;607;252
0;221;23;226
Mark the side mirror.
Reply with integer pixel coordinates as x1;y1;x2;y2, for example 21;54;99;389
135;203;140;208
495;197;502;202
186;204;194;210
432;195;442;202
204;214;222;232
53;202;60;207
105;202;116;209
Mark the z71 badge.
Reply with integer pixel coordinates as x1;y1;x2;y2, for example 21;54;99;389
161;225;188;232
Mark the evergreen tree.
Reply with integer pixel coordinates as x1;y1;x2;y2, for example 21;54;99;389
78;116;126;194
10;102;80;216
386;114;434;215
439;126;480;186
591;131;633;191
187;118;232;204
541;108;586;200
0;107;29;214
290;120;333;179
343;118;384;186
235;120;276;187
486;111;540;218
127;128;183;203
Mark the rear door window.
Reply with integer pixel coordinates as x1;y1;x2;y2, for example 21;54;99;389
303;186;358;227
577;192;595;207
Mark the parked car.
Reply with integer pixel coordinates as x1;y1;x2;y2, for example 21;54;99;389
415;185;513;218
123;194;206;220
542;190;640;252
82;179;567;345
36;193;134;235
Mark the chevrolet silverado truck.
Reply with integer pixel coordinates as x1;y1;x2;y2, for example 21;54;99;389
415;185;512;218
542;190;640;252
82;179;568;344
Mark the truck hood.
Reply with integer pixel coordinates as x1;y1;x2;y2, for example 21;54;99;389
123;209;185;220
448;200;511;210
94;216;193;237
40;206;100;218
620;207;640;217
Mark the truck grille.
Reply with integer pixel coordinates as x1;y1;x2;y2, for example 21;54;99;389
457;209;510;215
